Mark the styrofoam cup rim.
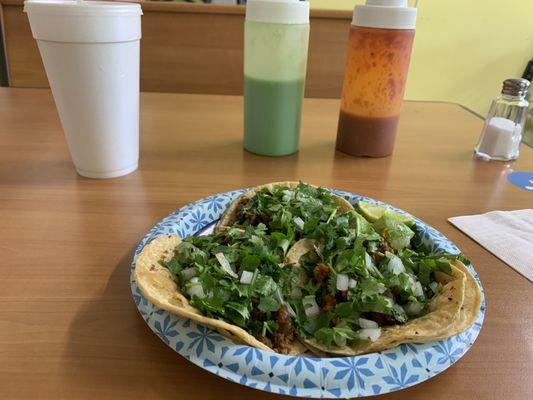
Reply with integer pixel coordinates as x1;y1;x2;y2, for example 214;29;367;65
24;0;142;16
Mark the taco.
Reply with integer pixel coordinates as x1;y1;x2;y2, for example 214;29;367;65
135;228;308;355
284;238;481;356
135;182;482;357
216;181;354;234
443;260;483;336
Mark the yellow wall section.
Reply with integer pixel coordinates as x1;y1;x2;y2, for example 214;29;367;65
310;0;533;115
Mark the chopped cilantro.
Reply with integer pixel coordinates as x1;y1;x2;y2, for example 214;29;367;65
158;182;469;351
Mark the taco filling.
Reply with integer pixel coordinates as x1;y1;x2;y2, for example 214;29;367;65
158;226;303;354
135;182;481;356
216;181;354;239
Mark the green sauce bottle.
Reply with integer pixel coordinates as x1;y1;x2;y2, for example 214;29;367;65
244;0;310;156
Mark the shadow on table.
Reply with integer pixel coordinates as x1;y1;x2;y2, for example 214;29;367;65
61;245;296;399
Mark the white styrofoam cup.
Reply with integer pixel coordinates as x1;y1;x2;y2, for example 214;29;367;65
24;0;142;179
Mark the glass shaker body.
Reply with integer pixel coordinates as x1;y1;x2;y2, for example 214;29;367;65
474;94;529;161
243;20;309;156
336;26;415;157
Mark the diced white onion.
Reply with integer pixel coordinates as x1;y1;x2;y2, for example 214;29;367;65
240;270;254;284
365;252;374;268
348;278;358;289
215;252;238;278
303;296;320;319
387;255;405;275
358;327;382;342
250;235;263;246
429;281;439;294
358;317;378;329
293;217;305;230
187;278;206;299
187;285;205;299
404;301;424;315
336;274;350;291
282;190;294;202
412;281;424;297
181;267;197;281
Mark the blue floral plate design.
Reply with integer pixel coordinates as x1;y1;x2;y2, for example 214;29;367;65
131;188;485;398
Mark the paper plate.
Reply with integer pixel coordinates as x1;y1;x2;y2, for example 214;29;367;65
131;188;485;398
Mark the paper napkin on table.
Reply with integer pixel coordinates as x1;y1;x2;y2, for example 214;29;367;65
448;209;533;282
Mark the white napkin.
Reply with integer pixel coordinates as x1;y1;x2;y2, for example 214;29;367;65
448;209;533;283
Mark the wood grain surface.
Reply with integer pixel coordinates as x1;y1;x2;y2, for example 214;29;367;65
0;88;532;400
0;0;351;97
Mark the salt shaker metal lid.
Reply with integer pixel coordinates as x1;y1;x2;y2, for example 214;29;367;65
501;78;530;98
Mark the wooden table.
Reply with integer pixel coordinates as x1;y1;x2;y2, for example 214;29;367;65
0;88;531;399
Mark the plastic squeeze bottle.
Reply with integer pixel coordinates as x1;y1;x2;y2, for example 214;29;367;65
336;0;417;157
244;0;310;156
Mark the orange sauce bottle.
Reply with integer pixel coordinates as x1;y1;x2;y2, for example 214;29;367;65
336;0;417;157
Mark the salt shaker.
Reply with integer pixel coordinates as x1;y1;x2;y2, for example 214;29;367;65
474;78;530;161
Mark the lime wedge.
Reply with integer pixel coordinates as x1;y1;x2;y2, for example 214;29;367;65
357;201;414;226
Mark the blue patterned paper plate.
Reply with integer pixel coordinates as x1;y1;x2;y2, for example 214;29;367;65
131;188;485;398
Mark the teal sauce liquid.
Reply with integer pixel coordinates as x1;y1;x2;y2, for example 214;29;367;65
244;76;305;156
